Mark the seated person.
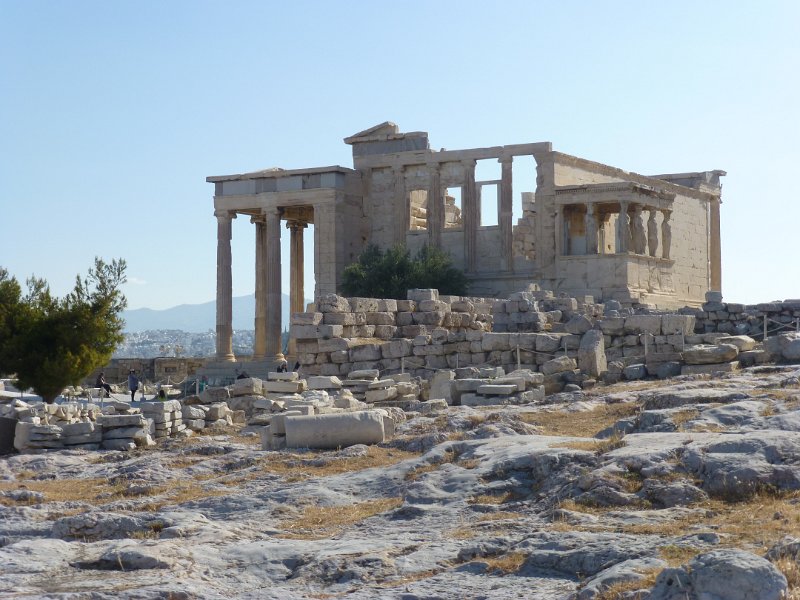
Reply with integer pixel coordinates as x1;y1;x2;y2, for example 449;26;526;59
96;372;112;398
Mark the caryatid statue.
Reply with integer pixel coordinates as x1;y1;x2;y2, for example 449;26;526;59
632;205;647;255
647;209;659;257
661;210;672;260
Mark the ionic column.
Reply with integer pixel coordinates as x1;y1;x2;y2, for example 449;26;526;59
393;166;407;245
709;198;721;291
499;156;514;271
215;209;236;362
461;159;477;272
286;219;307;358
647;209;659;257
585;203;598;254
252;215;267;360
426;163;442;248
265;207;282;359
661;209;672;260
616;201;630;253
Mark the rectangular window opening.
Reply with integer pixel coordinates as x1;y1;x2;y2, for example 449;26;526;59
479;183;499;226
444;187;462;229
408;189;428;231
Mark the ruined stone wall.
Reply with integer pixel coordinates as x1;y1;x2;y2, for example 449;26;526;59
290;289;697;383
688;298;800;338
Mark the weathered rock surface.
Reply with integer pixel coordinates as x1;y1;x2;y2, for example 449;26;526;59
649;549;787;600
2;368;800;598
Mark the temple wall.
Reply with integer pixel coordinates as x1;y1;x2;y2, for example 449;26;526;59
667;193;710;306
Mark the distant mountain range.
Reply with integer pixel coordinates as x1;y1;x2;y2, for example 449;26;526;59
122;293;309;333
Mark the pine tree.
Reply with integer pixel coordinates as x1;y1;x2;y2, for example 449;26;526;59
0;258;128;403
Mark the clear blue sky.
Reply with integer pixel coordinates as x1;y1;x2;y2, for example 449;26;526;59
1;0;798;310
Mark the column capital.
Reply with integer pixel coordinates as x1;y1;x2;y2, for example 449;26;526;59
461;158;477;169
250;214;266;225
285;219;308;231
214;209;236;220
263;206;281;217
661;209;672;220
426;162;440;173
498;155;514;165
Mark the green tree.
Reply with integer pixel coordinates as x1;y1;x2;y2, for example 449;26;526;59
341;244;467;299
0;258;127;403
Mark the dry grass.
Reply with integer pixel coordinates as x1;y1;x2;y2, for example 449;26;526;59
278;497;403;539
469;491;516;505
258;446;419;483
775;557;800;599
670;408;701;430
658;544;701;564
552;432;627;455
520;403;639;438
0;477;127;505
557;488;800;555
483;551;527;575
594;568;660;600
477;510;524;522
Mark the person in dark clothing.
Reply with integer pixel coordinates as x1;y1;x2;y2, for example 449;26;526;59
236;370;250;380
127;370;139;402
96;372;112;398
293;361;300;372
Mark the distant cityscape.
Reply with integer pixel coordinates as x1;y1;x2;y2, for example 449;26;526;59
113;329;283;359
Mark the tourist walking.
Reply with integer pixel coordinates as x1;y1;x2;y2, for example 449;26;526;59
128;369;139;402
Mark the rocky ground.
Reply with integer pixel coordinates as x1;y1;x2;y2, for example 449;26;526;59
3;366;800;599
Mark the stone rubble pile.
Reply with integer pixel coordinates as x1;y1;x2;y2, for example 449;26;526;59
6;397;197;454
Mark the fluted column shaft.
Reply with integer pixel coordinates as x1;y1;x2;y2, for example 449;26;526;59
427;164;442;248
585;203;598;254
394;166;407;245
462;160;477;272
286;219;307;359
499;156;514;270
215;210;236;361
252;216;267;360
265;208;282;359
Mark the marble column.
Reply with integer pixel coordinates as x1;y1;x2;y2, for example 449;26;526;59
661;209;672;260
393;166;407;246
616;201;630;253
647;209;659;257
426;163;442;248
461;159;477;272
265;207;282;359
215;209;236;362
499;156;514;271
286;219;307;359
252;215;267;360
585;203;598;254
709;198;722;291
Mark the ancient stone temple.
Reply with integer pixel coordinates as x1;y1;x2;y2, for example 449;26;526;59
208;122;724;363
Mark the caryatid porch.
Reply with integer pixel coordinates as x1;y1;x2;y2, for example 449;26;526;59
553;182;684;303
208;166;363;366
